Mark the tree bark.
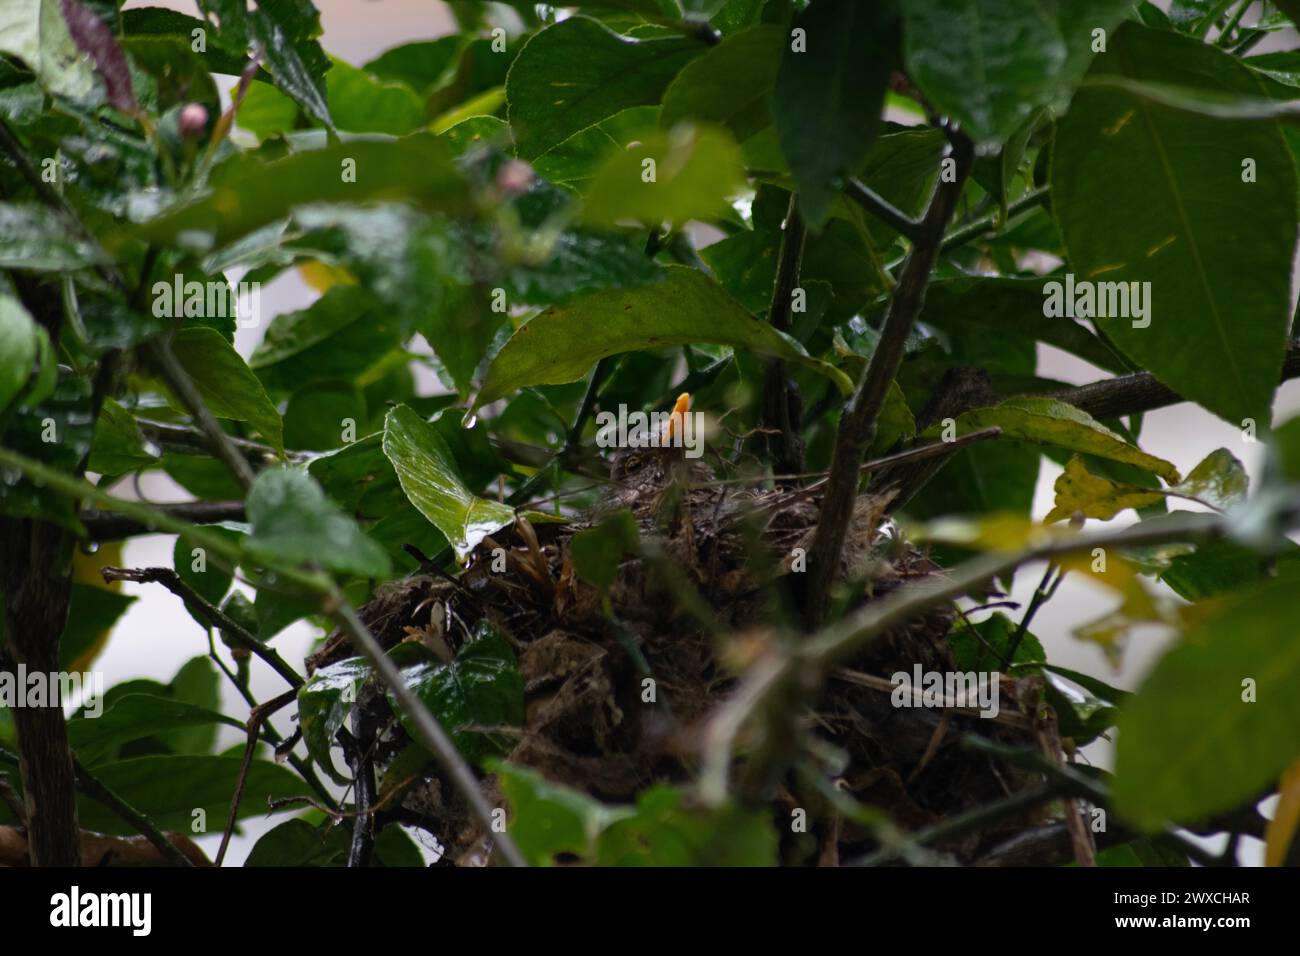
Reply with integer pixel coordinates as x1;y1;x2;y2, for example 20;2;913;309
1;518;80;866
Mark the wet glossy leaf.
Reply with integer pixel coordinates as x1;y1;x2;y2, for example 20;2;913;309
298;656;370;780
390;620;524;765
0;0;99;103
0;203;110;270
381;404;514;562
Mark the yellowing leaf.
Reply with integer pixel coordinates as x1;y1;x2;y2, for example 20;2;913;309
1265;759;1300;867
930;397;1179;483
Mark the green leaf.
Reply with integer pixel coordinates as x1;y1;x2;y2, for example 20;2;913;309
497;763;777;866
949;611;1044;672
76;754;311;834
233;79;299;141
1114;569;1300;828
128;135;468;251
1052;23;1298;427
1173;448;1248;510
241;3;332;129
283;381;366;451
473;265;853;413
297;656;370;781
173;527;241;622
364;36;463;93
68;693;240;767
326;58;425;135
121;7;252;77
507;16;703;160
903;275;1130;375
774;0;896;227
702;199;888;318
170;326;284;454
249;284;395;392
245;466;391;578
659;24;782;142
569;510;640;594
0;292;38;412
245;817;350;866
381;404;514;562
1158;538;1300;602
932;397;1180;484
159;655;222;755
0;202;110;270
497;763;636;865
1042;666;1125;746
577;123;744;226
0;0;99;103
902;0;1132;144
596;786;778;866
532;106;658;188
390;620;524;765
88;398;158;474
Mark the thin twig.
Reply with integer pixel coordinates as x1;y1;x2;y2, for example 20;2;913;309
804;132;975;627
940;185;1049;252
214;689;297;866
844;178;923;240
82;500;246;540
147;338;257;490
762;193;808;477
850;783;1058;866
71;755;193;866
700;507;1281;807
100;566;303;689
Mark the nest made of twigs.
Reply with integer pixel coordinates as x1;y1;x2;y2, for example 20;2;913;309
307;449;1044;864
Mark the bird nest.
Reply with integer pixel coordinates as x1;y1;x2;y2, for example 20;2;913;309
307;449;1045;865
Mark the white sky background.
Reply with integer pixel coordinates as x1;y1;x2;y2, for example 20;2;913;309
95;0;1298;865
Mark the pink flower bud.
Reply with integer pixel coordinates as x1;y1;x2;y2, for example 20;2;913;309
179;103;209;139
495;159;534;197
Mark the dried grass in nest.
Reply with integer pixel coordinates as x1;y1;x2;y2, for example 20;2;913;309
308;449;1044;863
